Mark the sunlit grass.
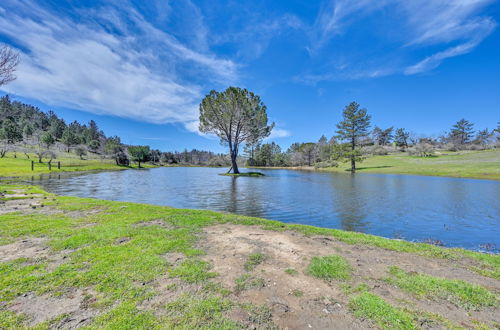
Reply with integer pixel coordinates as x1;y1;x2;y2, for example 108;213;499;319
322;149;500;180
307;255;352;281
349;292;417;330
386;266;498;309
0;152;155;178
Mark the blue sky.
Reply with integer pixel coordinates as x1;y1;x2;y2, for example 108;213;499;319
1;0;499;152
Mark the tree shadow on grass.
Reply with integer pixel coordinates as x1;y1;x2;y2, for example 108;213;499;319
346;165;394;171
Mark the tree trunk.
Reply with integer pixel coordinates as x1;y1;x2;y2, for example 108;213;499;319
351;137;356;173
138;161;141;168
230;152;239;174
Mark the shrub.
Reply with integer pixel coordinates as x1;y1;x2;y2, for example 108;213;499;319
408;143;435;157
314;160;338;168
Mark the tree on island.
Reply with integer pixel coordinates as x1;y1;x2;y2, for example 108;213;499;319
199;87;274;174
128;145;150;168
335;102;371;173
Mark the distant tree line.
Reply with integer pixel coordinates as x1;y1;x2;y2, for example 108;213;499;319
1;95;498;171
0;95;230;167
246;104;500;172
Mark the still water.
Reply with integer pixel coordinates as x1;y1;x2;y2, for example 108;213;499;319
34;167;500;251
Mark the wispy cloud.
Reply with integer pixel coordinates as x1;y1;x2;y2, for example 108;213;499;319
303;0;496;80
309;0;390;53
0;0;236;127
404;37;487;75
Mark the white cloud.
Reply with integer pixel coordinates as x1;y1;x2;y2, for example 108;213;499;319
267;128;291;139
404;40;479;75
0;1;237;125
401;0;496;46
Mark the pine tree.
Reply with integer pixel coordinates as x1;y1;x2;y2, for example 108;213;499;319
450;119;474;145
395;128;410;149
336;102;371;173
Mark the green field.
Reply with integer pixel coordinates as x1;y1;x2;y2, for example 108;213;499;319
0;152;155;178
324;149;500;180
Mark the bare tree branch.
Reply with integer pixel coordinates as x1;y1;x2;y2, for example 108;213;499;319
0;45;20;86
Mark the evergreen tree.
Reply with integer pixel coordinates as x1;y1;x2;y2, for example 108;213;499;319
336;102;371;173
317;135;331;161
199;87;274;174
0;118;22;144
128;145;150;168
88;139;100;153
40;132;55;148
61;127;79;152
475;129;492;146
23;124;34;138
450;119;474;145
395;128;410;149
372;126;393;145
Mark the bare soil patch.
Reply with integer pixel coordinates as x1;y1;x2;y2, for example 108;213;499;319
133;219;175;229
9;290;99;328
0;197;45;215
0;237;50;262
199;224;500;329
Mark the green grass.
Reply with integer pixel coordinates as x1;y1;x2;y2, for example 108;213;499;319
386;266;499;309
307;255;352;281
219;171;265;177
244;252;267;271
0;152;155;178
322;149;500;180
349;292;417;330
163;294;238;329
291;289;304;297
169;259;218;283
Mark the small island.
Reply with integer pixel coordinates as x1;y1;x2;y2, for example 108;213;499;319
219;172;265;177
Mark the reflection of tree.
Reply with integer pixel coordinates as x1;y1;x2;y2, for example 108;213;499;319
445;179;467;222
223;176;266;218
333;175;369;232
226;177;238;213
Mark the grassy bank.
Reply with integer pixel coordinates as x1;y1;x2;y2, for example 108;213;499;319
0;152;155;178
251;149;500;180
0;183;498;329
326;149;500;180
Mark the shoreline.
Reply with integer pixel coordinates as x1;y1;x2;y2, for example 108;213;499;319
2;149;499;181
248;149;500;181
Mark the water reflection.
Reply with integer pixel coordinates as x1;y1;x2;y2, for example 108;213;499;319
34;167;500;251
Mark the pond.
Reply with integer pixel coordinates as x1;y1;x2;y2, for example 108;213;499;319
33;167;500;251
